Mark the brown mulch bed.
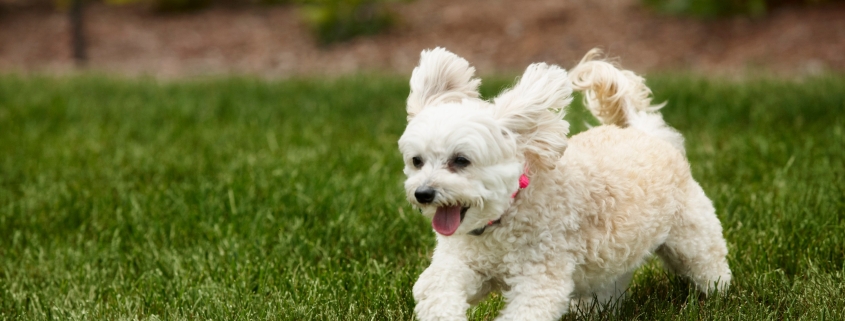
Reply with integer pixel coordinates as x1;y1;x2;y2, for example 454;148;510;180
1;0;844;77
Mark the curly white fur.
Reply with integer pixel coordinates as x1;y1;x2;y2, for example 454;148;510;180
398;48;731;321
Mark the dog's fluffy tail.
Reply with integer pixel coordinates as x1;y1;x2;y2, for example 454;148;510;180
569;49;685;153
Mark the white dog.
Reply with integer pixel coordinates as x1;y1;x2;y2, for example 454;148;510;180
398;48;731;320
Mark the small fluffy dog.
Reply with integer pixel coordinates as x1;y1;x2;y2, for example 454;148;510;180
398;48;731;320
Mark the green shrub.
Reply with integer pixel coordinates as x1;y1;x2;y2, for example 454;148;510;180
300;0;398;45
643;0;766;17
643;0;841;17
68;0;395;42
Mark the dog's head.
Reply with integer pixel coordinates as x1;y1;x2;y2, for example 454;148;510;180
398;48;573;236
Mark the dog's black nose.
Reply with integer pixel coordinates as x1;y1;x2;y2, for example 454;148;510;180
415;187;436;204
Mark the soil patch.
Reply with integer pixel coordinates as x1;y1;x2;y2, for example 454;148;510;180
1;0;843;77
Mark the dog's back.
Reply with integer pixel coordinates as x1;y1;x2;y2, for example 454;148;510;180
562;125;689;295
559;51;731;302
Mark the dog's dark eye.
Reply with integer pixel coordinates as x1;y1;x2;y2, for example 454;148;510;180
452;156;471;168
412;156;423;168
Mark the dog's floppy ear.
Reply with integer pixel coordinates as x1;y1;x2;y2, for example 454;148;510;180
493;63;573;172
407;48;481;120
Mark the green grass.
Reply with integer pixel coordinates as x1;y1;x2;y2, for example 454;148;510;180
0;73;843;320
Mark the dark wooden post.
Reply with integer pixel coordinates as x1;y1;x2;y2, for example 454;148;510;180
70;0;87;66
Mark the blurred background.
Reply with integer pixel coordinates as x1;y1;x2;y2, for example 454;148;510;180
0;0;843;77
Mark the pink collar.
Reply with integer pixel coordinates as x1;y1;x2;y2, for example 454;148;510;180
472;173;530;236
511;173;530;198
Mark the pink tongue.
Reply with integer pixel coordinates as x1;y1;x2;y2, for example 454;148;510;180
432;205;462;236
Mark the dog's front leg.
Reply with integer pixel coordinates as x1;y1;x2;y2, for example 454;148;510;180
495;272;575;321
413;256;485;321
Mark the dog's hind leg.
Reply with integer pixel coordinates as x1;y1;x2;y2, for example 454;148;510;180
570;271;632;315
656;181;732;295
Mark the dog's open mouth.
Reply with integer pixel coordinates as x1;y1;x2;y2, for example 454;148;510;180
432;205;469;236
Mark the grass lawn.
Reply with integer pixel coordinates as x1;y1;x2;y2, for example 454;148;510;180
0;74;843;320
